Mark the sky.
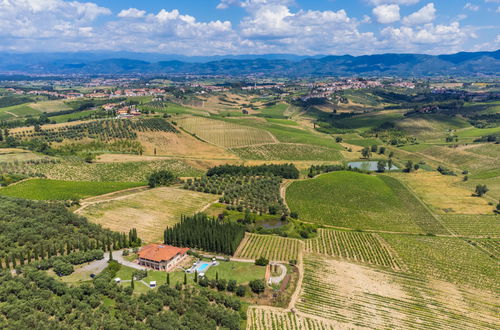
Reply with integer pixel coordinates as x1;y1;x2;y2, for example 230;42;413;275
0;0;499;56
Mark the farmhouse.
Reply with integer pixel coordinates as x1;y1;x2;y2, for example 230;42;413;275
138;244;189;271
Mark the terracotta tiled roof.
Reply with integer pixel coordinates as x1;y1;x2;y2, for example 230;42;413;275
138;244;189;262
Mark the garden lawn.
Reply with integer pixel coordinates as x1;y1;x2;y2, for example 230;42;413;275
286;171;443;234
0;179;144;200
204;260;266;284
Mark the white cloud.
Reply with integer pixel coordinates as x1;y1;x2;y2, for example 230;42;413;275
373;4;400;24
464;3;480;11
381;22;468;49
402;3;436;25
368;0;419;5
0;0;110;39
118;8;146;18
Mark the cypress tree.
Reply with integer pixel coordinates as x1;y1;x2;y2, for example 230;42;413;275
184;273;187;285
166;273;170;286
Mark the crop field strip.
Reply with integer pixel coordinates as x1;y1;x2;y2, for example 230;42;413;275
234;233;302;261
247;307;336;330
469;238;500;258
296;255;499;330
439;215;500;237
229;143;341;161
305;229;404;270
177;116;276;148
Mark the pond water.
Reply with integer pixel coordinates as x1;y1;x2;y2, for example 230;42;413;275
348;161;399;171
257;219;287;229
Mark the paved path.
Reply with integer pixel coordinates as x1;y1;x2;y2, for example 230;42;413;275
268;263;287;285
105;250;147;270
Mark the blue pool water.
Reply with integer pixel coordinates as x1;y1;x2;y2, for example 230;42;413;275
196;262;210;272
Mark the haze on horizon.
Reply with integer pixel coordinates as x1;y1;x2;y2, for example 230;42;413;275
0;0;499;57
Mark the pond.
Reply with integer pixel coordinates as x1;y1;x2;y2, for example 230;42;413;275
348;161;399;171
256;219;287;229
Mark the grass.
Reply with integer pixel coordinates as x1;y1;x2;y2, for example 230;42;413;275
390;172;494;214
257;103;288;119
439;215;500;237
230;143;341;161
82;186;216;242
226;117;342;150
343;138;382;147
0;179;143;200
204;260;266;284
0;148;52;162
418;145;498;172
287;171;442;234
395;114;471;140
329;110;405;132
28;99;71;113
0;103;41;119
51;109;98;123
177;116;276;148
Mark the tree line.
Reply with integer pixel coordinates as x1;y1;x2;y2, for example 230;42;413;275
164;213;246;255
206;164;299;179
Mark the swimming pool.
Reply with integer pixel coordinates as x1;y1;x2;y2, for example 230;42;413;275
197;262;210;272
186;260;218;274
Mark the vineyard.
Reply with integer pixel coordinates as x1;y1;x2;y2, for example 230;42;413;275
296;254;500;329
305;229;404;270
469;238;500;259
286;171;443;234
0;158;201;182
230;143;341;161
233;233;302;261
10;118;178;143
183;175;287;215
246;307;336;330
439;215;500;237
177;116;276;147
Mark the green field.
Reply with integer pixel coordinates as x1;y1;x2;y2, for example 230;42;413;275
0;179;144;200
51;109;99;123
226;117;342;149
230;143;341;161
205;260;266;284
0;103;41;119
257;103;288;118
286;171;444;234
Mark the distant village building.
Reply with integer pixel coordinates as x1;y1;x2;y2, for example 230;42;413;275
138;244;189;271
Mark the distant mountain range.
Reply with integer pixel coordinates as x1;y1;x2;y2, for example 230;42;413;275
0;50;498;77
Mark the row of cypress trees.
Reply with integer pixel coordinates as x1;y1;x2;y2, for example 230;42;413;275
163;213;245;255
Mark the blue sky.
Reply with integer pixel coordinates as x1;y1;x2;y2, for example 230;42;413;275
0;0;499;55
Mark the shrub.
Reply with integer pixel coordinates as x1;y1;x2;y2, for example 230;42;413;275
236;285;246;297
249;279;266;294
53;260;73;276
227;279;237;292
255;257;269;266
148;170;177;188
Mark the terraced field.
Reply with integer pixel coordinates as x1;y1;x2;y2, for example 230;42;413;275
230;143;341;161
305;229;403;270
234;233;302;261
287;171;445;234
439;215;500;237
177;116;276;147
296;254;499;329
247;307;336;330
